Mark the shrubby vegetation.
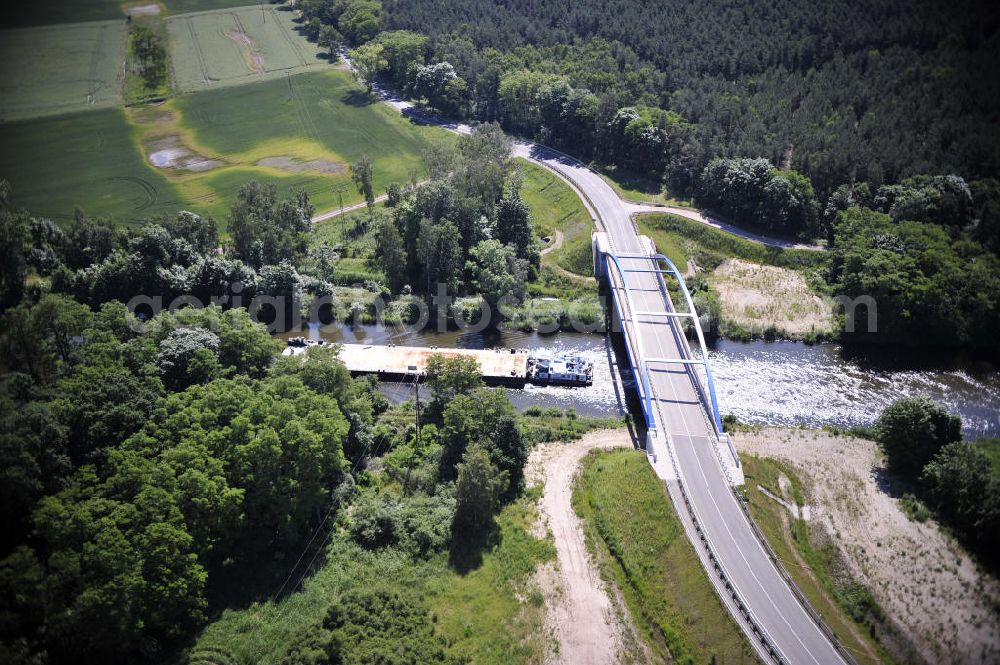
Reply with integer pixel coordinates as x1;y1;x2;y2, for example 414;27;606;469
279;588;451;665
829;205;1000;348
0;178;543;663
875;397;1000;561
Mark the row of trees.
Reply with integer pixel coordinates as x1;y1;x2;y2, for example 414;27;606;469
1;181;322;332
372;124;536;319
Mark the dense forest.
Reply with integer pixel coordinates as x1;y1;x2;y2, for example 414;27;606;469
302;0;1000;351
379;0;1000;198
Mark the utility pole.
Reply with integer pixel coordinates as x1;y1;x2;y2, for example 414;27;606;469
413;371;421;449
333;184;348;237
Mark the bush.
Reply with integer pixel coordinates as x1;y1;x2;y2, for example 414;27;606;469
279;588;448;665
350;492;401;549
875;397;961;480
920;441;999;543
899;493;932;523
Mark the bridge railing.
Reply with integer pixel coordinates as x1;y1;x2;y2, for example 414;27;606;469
604;251;725;436
603;253;657;430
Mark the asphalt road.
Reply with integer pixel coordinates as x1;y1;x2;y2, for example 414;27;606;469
349;66;846;664
522;146;848;664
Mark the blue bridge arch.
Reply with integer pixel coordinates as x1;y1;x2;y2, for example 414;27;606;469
601;250;724;435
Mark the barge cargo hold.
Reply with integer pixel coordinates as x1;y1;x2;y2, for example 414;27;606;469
283;340;593;388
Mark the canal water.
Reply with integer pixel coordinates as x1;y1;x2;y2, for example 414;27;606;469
282;323;1000;439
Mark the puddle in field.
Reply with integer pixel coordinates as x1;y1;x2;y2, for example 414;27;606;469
147;136;222;172
257;156;345;174
226;30;265;74
126;3;161;16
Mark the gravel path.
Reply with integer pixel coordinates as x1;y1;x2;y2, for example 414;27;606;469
526;430;644;665
540;229;564;256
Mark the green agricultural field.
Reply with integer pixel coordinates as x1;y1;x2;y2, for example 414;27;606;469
0;21;127;121
0;107;184;225
573;448;755;663
161;69;449;220
0;70;448;226
167;4;327;93
1;1;265;28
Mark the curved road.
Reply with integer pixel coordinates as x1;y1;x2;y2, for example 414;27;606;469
342;66;846;664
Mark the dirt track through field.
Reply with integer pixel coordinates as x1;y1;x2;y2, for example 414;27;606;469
527;430;642;664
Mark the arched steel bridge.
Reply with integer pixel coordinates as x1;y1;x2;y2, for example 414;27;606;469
342;73;853;664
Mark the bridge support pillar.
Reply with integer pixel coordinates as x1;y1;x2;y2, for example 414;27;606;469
716;433;745;486
592;232;612;279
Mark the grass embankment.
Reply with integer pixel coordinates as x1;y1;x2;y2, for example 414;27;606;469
573;449;755;663
739;454;893;665
0;70;449;225
597;165;692;207
520;406;623;442
518;158;595;278
189;486;554;665
517;159;604;331
637;212;836;341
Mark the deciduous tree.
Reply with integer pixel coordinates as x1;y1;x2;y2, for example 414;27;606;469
349;41;387;93
876;397;962;479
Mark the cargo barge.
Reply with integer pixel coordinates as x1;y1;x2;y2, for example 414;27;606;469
283;339;592;388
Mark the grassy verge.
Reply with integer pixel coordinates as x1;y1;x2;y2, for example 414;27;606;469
573;449;755;664
189;489;555;665
597;165;692;207
519;407;623;443
517;158;596;277
739;455;894;665
637;213;828;273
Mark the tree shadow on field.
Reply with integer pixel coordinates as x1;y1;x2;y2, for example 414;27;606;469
448;525;500;575
341;89;375;107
